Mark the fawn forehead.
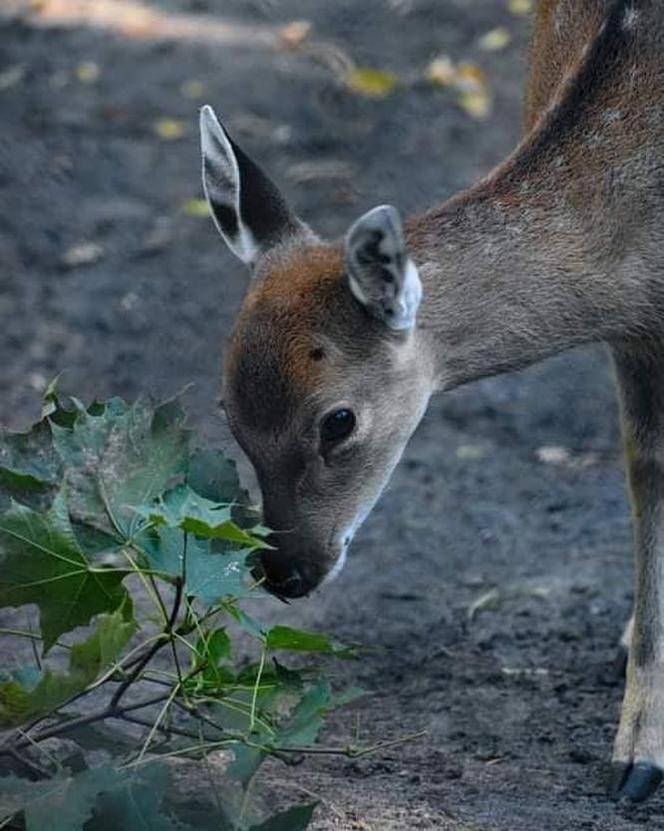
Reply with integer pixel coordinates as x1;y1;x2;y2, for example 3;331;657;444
224;244;374;432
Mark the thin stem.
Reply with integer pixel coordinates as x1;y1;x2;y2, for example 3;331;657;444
0;628;71;650
121;738;237;769
151;576;188;703
276;729;428;758
5;747;51;779
122;546;166;624
118;713;218;744
14;726;62;770
5;694;171;753
86;634;167;693
249;645;266;734
134;684;180;762
148;573;170;625
110;578;183;709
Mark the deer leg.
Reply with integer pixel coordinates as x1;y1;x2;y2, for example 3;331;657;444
610;342;664;802
615;614;634;678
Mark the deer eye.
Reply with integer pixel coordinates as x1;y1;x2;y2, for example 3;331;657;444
320;409;356;446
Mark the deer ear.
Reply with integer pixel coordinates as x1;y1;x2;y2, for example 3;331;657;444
345;205;422;331
200;105;306;266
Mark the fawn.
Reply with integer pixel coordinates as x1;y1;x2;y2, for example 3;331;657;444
199;0;664;802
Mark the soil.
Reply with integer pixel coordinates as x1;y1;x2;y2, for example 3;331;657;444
0;0;660;828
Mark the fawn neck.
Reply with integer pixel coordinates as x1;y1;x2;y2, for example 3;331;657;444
408;0;663;391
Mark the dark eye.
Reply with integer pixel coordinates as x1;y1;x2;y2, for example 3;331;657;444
320;409;356;446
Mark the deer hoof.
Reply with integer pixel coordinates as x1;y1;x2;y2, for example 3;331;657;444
609;761;663;802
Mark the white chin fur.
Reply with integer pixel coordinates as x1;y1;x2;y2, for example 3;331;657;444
321;545;348;586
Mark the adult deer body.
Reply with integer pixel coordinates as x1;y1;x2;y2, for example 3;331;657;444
200;0;664;802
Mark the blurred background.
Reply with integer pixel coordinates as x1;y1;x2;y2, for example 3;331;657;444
0;1;652;828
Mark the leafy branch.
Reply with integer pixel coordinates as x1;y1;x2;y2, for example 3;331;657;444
0;389;421;831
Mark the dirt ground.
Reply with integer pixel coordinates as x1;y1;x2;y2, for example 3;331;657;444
1;0;661;828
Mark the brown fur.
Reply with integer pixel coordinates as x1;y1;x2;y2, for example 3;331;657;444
212;0;664;799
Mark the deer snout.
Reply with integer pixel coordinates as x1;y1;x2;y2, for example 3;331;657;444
254;532;337;599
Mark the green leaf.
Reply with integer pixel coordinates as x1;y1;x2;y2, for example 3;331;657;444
0;418;61;509
0;763;197;831
90;762;197;831
265;625;353;656
187;446;245;505
227;744;266;787
186;539;250;604
0;490;129;651
189;628;235;692
274;677;331;748
50;397;128;470
69;596;136;672
0;600;135;727
0;764;128;831
64;397;190;539
195;627;231;663
137;483;270;549
248;803;317;831
138;525;184;577
273;677;364;750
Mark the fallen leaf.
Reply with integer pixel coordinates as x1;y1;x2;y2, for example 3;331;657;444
508;0;533;15
424;55;456;87
60;242;104;269
277;20;312;51
180;79;205;99
76;61;100;84
345;67;398;98
468;587;500;620
456;444;486;460
453;62;492;119
455;62;488;91
535;445;570;465
0;65;25;91
501;667;549;676
154;118;186;140
479;26;511;51
182;198;209;217
458;88;492;119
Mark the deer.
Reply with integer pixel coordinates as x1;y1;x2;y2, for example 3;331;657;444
199;0;664;803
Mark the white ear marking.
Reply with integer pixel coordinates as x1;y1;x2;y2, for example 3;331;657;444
345;204;422;331
200;105;259;265
391;259;422;331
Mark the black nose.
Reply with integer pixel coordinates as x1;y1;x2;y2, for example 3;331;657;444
251;549;310;599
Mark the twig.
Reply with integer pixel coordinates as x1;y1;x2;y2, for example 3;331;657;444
117;713;217;744
5;693;171;753
110;578;183;709
6;747;51;779
134;684;180;762
274;729;428;758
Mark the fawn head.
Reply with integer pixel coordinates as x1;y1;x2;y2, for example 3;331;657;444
200;105;432;597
